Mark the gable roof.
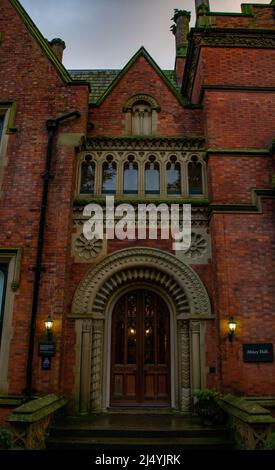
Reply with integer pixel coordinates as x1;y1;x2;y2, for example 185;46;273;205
9;0;89;88
70;47;183;106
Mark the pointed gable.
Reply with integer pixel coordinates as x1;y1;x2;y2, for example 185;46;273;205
70;48;183;106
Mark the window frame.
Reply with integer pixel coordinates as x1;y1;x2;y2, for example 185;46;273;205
0;265;7;347
77;150;207;199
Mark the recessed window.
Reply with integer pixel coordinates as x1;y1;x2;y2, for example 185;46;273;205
132;101;152;136
145;156;160;195
0;266;7;346
167;156;181;195
124;156;138;194
80;155;95;194
102;155;117;194
188;155;203;195
0;116;4;143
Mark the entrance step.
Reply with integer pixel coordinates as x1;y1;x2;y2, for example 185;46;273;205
46;414;234;450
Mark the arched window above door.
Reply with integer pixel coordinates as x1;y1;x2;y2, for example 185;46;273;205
145;155;160;195
102;155;117;194
80;155;95;194
167;156;181;195
188;155;203;195
123;155;138;194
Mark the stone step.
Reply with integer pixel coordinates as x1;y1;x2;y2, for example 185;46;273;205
49;424;230;439
46;435;234;451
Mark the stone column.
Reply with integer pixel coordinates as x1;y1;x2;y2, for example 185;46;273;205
90;319;104;410
79;320;92;415
190;321;201;392
178;320;191;412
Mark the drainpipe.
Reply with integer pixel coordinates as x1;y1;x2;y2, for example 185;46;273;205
24;110;81;400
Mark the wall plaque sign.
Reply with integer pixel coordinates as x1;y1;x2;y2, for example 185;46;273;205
39;342;56;357
243;343;273;363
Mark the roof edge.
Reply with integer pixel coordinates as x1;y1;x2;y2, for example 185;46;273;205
9;0;88;87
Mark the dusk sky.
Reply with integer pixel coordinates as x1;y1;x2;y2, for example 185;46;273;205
20;0;269;70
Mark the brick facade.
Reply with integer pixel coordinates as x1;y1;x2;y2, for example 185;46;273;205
0;0;274;417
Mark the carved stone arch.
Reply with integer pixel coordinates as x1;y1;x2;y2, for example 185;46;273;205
123;94;161;112
71;248;211;317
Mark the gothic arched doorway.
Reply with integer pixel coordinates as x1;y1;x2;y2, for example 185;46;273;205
110;289;171;407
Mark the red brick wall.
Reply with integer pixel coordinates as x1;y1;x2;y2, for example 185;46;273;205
210;5;275;29
204;92;275;149
210;200;275;395
207;155;274;204
0;0;89;395
200;48;275;89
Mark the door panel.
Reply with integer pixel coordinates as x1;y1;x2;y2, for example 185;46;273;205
111;289;170;406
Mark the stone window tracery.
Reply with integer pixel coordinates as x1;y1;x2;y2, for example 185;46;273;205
78;147;206;198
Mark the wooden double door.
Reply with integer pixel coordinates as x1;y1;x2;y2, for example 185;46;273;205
110;289;171;407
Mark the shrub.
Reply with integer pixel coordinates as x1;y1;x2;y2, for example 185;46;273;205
0;427;13;449
264;433;275;450
194;389;220;401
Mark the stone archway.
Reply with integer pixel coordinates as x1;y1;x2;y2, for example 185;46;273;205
70;248;213;413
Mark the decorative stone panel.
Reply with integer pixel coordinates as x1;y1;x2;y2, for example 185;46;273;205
175;228;211;265
71;226;106;263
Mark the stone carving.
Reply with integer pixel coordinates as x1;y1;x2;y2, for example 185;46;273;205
73;206;209;229
90;319;104;410
178;320;191;412
74;234;103;260
82;319;92;333
71;248;212;317
84;136;206;151
190;321;201;334
185;233;207;259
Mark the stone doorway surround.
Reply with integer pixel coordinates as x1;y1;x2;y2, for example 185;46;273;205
69;248;213;414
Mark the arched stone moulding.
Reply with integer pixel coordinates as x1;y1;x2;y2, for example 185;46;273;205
71;247;212;318
71;248;213;413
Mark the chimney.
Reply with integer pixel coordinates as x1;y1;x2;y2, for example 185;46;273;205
171;10;191;86
50;38;66;63
195;1;211;27
195;0;210;15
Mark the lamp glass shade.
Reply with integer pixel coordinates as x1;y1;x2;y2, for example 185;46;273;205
44;316;54;331
228;318;237;333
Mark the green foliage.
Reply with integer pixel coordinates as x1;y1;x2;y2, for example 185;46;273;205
194;389;220;401
264;433;275;450
0;427;13;449
172;9;191;22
